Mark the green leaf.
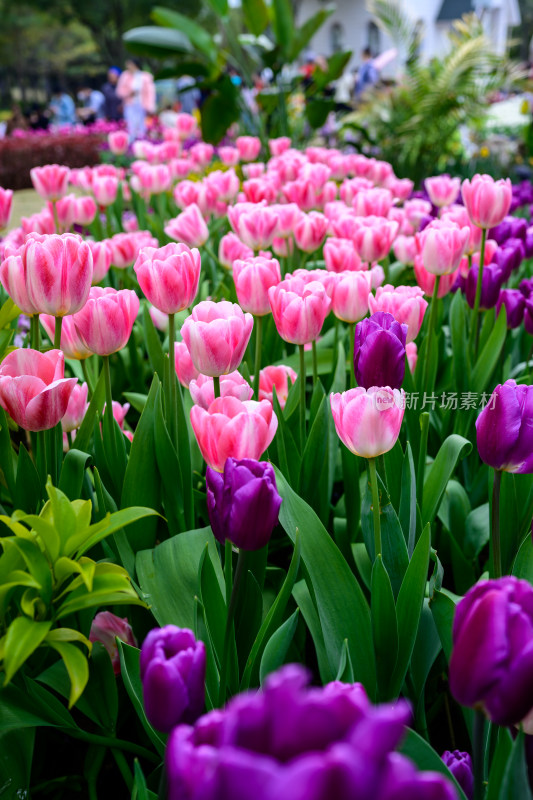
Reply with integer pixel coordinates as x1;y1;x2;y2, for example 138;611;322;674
276;470;376;696
56;567;143;618
151;7;215;61
259;608;299;685
46;641;89;708
14;445;41;513
132;760;158;800
142;304;166;378
272;0;294;57
305;98;336;129
203;0;228;18
450;291;470;396
66;506;159;558
399;442;417;556
200;77;240;144
410;599;442;702
123;26;195;58
335;639;355;683
471;305;507;393
289;5;335;60
371;556;398;698
400;729;468;800
118;642;165;756
498;729;533;800
199;544;227;669
429;588;458;662
422;435;472;526
3;618;52;684
513;533;533;582
0;678;77;732
487;727;513;800
58;449;92;501
74;369;105;454
242;0;270;36
299;395;329;522
292;579;330;679
0;407;16;498
0;728;34;798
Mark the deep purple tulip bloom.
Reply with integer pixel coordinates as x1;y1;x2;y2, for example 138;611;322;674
442;751;473;800
489;216;527;244
465;263;504;310
476;380;533;473
354;312;407;390
520;278;533;299
496;289;525;329
526;227;533;259
165;664;457;800
206;458;282;550
449;577;533;726
140;626;206;732
525;299;533;336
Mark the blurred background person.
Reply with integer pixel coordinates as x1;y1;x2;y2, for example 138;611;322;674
77;82;105;123
176;75;200;115
102;67;123;121
116;58;156;140
49;82;76;126
355;47;378;98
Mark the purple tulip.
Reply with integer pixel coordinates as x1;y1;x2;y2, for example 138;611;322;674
206;458;282;550
354;312;407;390
140;626;206;732
165;664;457;800
489;216;527;244
496;289;525;329
520;278;533;299
476;380;533;473
525;299;533;336
449;577;533;726
442;751;473;800
526;227;533;259
465;263;504;310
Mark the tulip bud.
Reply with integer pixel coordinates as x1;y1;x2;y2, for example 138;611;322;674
353;312;407;390
475;380;533;474
441;751;473;800
330;387;405;458
89;611;137;675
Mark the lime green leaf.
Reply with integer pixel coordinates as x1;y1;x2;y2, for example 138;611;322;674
272;0;294;57
422;435;472;526
47;641;89;708
242;0;270;35
3;618;52;684
54;557;96;592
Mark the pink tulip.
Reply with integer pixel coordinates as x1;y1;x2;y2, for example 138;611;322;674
461;174;512;229
0;233;92;316
92;175;119;207
0;187;13;230
21;209;55;236
366;159;394;186
289;269;337;299
352;216;399;263
236;136;262;162
173;181;207;214
148;305;169;332
87;240;113;284
393;235;417;265
218;146;240;166
270;204;303;238
189;371;253;409
190;396;277;471
218;232;254;270
233;256;281;316
242;162;266;180
109;231;158;269
330;271;372;323
282;179;320;211
406;342;418;374
293;211;328;253
413;255;459;297
268;276;331;345
62;382;89;432
204;169;240;203
370;264;385;289
368;284;428;343
181;300;254;377
258;365;297;409
174;340;200;387
324;237;363;272
51;194;76;232
104;400;130;430
108;130;129;155
89;611;137;675
134;243;200;315
0;348;77;431
242;178;278;205
269;137;292;156
73;196;97;227
352;188;394;217
385;177;414;200
175;113;198;140
441;205;483;254
330;387;405;458
69;167;93;192
40;314;93;360
30;164;70;201
165;204;209;249
425;175;461;208
415;219;469;276
403;199;432;231
339;178;373;206
228;203;279;251
272;236;293;258
73;286;139;356
189;142;214;168
135;164;172;196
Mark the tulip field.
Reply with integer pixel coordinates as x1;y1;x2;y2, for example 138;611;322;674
2;121;533;799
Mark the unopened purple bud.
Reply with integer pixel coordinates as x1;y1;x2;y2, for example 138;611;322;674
465;263;504;310
496;289;525;329
354;311;407;390
442;750;473;800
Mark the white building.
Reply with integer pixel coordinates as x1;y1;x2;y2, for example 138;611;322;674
297;0;521;73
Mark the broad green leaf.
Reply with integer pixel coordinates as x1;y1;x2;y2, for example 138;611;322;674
371;556;398;698
272;0;294;57
242;0;270;36
289;5;335;60
335;639;355;683
3;617;52;683
498;730;532;800
132;760;158;800
54;557;96;591
200;77;241;144
422;435;472;526
56;567;144;618
204;0;228;17
292;579;330;680
0;728;34;798
429;588;458;662
14;445;41;514
512;533;533;582
118;642;165;756
74;369;105;453
66;506;159;558
449;291;470;397
0;537;52;602
399;442;417;556
199;544;227;669
299;395;329;522
0;407;16;498
58;449;92;501
410;600;442;702
47;641;89;707
471;305;507;393
152;7;215;61
123;26;195;58
259;608;299;685
0;677;77;732
154;385;186;534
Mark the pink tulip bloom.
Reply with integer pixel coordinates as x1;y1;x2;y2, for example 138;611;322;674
425;175;461;208
236;136;262;162
69;167;93;192
293;211;328;253
282;179;320;212
415;219;469;276
370;264;385;289
393;235;417;265
108;130;129;155
190;396;277;472
272;236;293;258
109;231;158;269
104;400;130;429
73;196;97;227
339;178;373;206
259;365;297;409
324;237;363;273
242;162;266;179
134;242;201;315
218;232;254;270
204;169;240;203
218;146;240;166
228;204;279;251
352;187;394;217
73;286;139;356
242;178;278;205
40;314;93;360
0;233;92;317
0;348;77;431
87;240;113;284
30;164;70;201
268;276;331;345
175;113;198;140
366;159;394;186
368;284;428;343
413;255;459;297
461;174;512;229
174;340;199;387
330;271;372;323
331;214;360;241
330;386;405;458
165;204;209;249
0;187;13;230
89;611;137;675
52;194;77;232
441;205;483;254
385;177;414;200
270;204;303;239
269;137;292;156
62;382;89;432
181;300;254;377
135;164;172;196
352;216;399;263
406;342;418;374
189;142;214;168
21;209;55;236
233;256;281;316
403;199;432;231
93;175;119;207
149;305;169;332
173;180;207;214
190;371;252;409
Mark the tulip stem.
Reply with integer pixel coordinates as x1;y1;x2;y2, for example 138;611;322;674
417;412;430;510
491;469;502;579
311;340;318;384
298;344;306;448
167;313;177;439
219;545;246;706
469;227;487;360
30;314;40;351
213;375;221;399
103;355;118;466
81;358;95;397
253;315;263;400
421;276;440;397
53;316;63;350
473;711;486;800
51;200;60;234
368;457;381;559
